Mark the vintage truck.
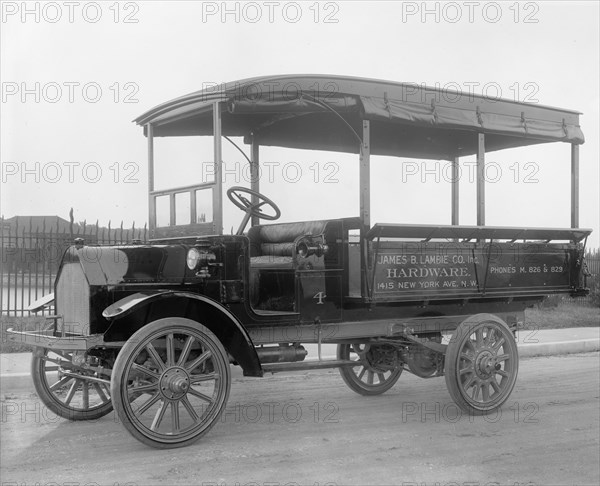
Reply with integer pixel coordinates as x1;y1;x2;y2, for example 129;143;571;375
9;75;591;448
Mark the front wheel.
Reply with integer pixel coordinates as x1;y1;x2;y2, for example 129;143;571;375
111;318;231;449
337;343;402;396
31;347;113;421
445;314;519;414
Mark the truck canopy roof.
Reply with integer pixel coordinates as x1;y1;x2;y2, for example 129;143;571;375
135;74;584;161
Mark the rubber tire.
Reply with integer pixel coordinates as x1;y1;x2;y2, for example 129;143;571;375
445;314;519;415
111;318;231;449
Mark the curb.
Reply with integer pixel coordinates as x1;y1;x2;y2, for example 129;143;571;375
518;338;600;357
1;339;598;396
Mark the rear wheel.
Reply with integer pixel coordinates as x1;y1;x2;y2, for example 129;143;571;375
337;343;402;396
111;318;231;449
445;314;519;414
31;347;113;421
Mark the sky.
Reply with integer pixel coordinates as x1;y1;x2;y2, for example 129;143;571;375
1;0;598;246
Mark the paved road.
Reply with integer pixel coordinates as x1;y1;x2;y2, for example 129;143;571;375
1;353;599;486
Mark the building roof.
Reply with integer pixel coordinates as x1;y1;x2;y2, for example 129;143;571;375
2;215;71;232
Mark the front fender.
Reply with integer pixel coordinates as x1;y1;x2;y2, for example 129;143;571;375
102;291;165;319
103;291;263;377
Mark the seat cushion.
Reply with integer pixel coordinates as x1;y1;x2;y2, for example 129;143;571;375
260;242;295;256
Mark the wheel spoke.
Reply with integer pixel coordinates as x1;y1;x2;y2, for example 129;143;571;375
496;369;509;378
460;352;473;362
65;380;80;405
481;383;490;402
459;367;473;376
357;367;367;380
93;383;109;402
128;382;159;395
165;333;175;367
171;401;180;432
48;375;73;391
490;378;501;394
463;341;476;357
135;392;161;416
82;382;90;409
484;327;495;346
150;400;168;431
366;371;374;385
188;387;214;403
475;328;484;346
377;373;385;383
496;353;510;363
177;336;195;366
190;372;217;384
186;351;211;373
462;374;476;391
492;337;505;351
132;363;160;380
181;395;200;422
101;383;112;398
146;343;166;372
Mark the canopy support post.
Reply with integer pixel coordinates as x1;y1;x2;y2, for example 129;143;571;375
360;120;371;298
451;156;459;225
571;144;579;228
147;123;155;238
476;133;485;226
213;101;223;235
251;135;260;227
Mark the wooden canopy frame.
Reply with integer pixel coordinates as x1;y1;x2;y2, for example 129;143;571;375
136;74;585;241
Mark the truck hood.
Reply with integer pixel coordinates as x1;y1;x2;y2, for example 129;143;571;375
62;244;188;286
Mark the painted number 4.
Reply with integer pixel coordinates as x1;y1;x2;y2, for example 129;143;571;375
313;291;327;305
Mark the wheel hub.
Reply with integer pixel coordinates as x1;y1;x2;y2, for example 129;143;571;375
474;349;498;379
159;367;190;400
354;344;398;372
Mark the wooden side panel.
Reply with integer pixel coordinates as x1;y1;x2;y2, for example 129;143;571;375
372;241;577;301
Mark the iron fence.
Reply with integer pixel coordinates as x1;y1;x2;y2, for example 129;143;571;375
577;247;600;306
1;213;146;316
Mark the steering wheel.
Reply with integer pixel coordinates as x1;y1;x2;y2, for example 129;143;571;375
227;186;281;234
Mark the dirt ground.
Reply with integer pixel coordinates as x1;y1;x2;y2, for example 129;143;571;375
1;353;599;486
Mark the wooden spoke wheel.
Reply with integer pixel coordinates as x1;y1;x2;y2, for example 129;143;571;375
111;318;231;449
31;347;113;421
337;343;402;396
445;314;519;414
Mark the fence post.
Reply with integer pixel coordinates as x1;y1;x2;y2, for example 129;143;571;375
69;208;74;240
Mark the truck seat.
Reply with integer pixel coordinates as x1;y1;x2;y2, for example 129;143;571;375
248;220;329;268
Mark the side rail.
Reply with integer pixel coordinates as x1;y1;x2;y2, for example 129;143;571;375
366;224;592;301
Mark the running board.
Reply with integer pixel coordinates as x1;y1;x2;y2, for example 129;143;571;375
262;359;357;373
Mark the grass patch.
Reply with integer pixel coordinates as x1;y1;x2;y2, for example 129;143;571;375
525;303;599;329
